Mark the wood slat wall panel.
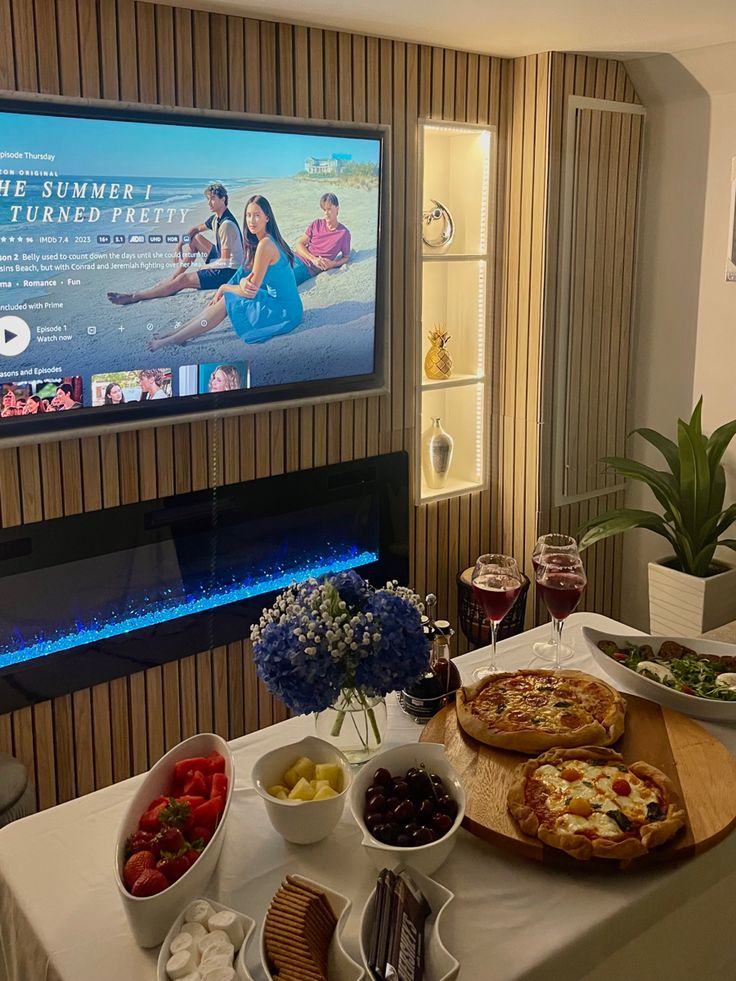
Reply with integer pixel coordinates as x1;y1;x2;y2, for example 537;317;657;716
537;53;643;624
0;3;641;809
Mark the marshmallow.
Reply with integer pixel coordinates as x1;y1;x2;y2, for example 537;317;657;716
166;949;197;980
207;911;245;950
199;954;232;975
198;965;235;981
200;941;234;965
198;930;229;956
170;932;200;964
185;900;215;926
178;921;207;943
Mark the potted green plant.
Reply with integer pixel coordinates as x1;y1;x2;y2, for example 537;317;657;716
577;398;736;635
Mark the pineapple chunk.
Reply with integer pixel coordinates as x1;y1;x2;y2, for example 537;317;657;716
288;777;316;801
313;786;339;800
312;779;331;792
314;763;342;792
267;785;290;800
293;756;316;780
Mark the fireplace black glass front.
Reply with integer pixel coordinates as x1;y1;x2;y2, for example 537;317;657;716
0;452;408;712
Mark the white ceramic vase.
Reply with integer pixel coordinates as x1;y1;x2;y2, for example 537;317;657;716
422;417;454;489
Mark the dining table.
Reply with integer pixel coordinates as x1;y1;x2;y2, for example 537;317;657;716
1;611;735;981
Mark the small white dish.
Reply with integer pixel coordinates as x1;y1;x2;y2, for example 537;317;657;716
349;742;465;876
252;735;353;844
582;627;736;723
114;732;235;948
156;897;256;981
359;864;459;981
260;874;364;981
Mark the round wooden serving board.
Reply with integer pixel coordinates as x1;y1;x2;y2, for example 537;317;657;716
420;693;736;865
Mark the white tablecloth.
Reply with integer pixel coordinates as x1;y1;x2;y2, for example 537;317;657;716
1;613;736;981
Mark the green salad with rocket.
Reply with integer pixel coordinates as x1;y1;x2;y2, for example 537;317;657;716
597;639;736;702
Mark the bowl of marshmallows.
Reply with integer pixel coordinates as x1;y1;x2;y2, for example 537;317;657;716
157;897;256;981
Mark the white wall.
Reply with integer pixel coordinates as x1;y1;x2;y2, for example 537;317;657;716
619;44;736;629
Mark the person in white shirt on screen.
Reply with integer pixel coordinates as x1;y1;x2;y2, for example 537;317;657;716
107;183;244;305
138;369;169;400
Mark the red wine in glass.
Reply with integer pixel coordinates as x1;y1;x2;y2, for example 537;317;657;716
536;571;586;620
472;574;522;622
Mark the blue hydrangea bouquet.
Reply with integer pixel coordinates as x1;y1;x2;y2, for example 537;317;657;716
250;570;429;748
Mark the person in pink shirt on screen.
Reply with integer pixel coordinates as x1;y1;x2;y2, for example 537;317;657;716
292;192;352;286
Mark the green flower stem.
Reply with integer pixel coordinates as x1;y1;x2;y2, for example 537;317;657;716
328;687;382;749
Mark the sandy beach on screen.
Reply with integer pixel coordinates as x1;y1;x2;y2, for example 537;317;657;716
21;176;379;390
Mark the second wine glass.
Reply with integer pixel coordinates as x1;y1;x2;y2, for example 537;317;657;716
535;553;587;670
531;534;578;661
471;554;523;681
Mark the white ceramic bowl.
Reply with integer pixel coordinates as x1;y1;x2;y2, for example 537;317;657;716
359;864;458;981
156;897;256;981
251;735;353;844
349;742;465;876
114;732;235;948
260;874;364;981
582;627;736;723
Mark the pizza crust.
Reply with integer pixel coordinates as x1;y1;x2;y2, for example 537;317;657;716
507;746;686;861
456;670;626;753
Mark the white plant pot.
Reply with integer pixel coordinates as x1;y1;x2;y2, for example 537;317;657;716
648;558;736;635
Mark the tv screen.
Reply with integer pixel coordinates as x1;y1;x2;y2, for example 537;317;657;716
0;98;387;436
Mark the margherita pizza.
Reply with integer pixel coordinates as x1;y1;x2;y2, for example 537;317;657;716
507;746;686;860
456;669;626;752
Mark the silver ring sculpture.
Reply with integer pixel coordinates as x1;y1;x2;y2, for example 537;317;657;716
422;199;455;249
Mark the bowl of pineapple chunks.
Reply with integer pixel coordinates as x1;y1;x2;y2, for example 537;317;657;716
251;736;353;844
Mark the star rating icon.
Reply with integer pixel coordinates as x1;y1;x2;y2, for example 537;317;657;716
0;237;6;243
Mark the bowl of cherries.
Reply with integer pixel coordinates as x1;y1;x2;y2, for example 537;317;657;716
349;742;465;875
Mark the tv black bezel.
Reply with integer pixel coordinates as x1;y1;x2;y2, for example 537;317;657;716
0;92;390;443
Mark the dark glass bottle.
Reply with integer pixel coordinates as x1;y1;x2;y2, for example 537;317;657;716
400;624;461;724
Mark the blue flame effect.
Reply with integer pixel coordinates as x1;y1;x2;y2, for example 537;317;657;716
0;548;378;672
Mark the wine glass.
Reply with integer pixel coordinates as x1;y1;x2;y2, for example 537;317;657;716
535;553;587;670
471;554;524;681
531;534;578;661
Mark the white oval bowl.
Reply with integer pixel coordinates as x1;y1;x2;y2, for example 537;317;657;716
251;735;352;844
359;864;458;981
349;742;465;876
156;896;256;981
114;732;235;948
260;874;364;981
582;627;736;723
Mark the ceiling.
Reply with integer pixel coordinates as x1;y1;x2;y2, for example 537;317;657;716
162;0;736;59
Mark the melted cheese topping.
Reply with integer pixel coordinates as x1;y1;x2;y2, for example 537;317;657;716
473;675;595;732
527;761;663;838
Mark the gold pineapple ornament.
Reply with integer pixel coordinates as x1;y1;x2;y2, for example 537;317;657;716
424;324;453;380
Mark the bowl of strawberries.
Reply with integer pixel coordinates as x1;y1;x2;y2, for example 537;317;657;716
114;732;234;948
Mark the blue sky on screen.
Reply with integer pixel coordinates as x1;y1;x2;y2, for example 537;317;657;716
2;110;380;178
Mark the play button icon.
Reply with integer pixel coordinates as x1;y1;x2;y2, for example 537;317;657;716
0;316;31;356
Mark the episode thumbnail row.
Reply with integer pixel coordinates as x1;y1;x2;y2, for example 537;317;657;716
0;361;251;418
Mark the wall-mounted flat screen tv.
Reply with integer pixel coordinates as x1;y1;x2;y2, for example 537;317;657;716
0;97;388;437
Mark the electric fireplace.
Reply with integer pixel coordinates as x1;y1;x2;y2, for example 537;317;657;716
0;452;408;713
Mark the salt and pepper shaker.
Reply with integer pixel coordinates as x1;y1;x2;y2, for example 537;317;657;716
399;594;461;724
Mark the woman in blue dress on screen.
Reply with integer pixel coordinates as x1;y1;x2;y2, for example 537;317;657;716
148;195;303;352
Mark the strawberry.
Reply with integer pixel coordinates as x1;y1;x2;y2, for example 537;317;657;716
145;795;168;812
125;830;155;856
156;849;191;884
131;868;169;896
191;795;225;832
191;825;213;846
183;770;208;798
210;773;229;800
123;850;156;890
156;797;192;830
185;848;201;866
138;801;170;833
153;826;186;857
